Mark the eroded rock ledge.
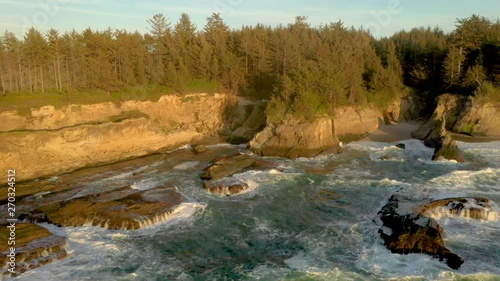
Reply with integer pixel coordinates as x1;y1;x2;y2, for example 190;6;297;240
0;223;68;278
377;193;464;269
377;194;498;269
249;116;342;158
200;153;276;196
411;95;466;162
21;185;186;230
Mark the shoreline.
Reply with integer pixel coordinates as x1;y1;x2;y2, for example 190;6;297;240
362;122;500;143
361;122;420;143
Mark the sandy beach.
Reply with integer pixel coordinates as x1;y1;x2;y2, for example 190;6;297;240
361;122;420;143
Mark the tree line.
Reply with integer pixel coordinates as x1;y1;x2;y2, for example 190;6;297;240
0;13;498;119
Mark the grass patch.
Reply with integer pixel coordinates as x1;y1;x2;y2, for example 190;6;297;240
185;79;218;94
0;85;175;116
0;82;222;116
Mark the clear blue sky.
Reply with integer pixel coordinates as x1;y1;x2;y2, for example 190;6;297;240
1;0;499;38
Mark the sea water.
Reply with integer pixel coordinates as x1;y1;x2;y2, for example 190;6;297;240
12;140;500;281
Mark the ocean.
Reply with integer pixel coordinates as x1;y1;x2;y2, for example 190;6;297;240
12;140;500;281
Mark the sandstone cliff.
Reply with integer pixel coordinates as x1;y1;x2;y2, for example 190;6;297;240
413;94;500;138
333;106;383;140
0;94;259;183
453;96;500;136
248;100;411;158
249;116;342;158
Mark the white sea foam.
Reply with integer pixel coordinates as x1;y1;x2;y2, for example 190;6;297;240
135;203;206;229
206;143;247;149
130;177;161;190
173;161;200;170
427;168;500;194
425;206;498;221
166;144;192;153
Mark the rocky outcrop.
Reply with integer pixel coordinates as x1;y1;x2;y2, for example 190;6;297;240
377;194;464;269
453;96;500;136
0;223;68;278
420;197;498;221
334;106;383;141
0;94;241;183
228;101;267;144
411;94;467;162
411;94;463;143
413;94;500;139
249;116;342;158
432;134;466;162
20;185;186;230
191;144;207;154
201;153;275;196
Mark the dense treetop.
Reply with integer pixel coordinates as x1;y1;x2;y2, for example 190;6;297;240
0;13;498;119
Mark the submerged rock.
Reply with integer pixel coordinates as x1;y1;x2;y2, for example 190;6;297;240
191;144;207;154
395;143;406;149
21;185;186;230
377;194;464;269
0;223;68;277
378;155;393;161
249;116;341;158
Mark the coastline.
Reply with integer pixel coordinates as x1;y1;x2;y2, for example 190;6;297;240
361;122;420;143
362;122;500;143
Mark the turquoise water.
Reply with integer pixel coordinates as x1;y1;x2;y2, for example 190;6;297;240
13;140;500;281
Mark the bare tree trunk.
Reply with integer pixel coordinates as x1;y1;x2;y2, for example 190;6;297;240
29;64;33;93
53;59;59;90
18;63;23;91
57;56;62;91
458;46;462;77
65;59;70;88
8;66;13;91
34;65;38;92
72;56;77;86
41;66;45;93
0;68;5;93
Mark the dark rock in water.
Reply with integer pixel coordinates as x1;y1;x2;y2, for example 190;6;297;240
395;143;406;149
201;153;256;181
200;153;274;196
191;144;207;154
22;185;187;230
377;194;464;269
420;197;497;221
378;155;393;161
432;134;465;163
0;223;68;277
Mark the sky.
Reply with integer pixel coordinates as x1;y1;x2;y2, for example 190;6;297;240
0;0;499;39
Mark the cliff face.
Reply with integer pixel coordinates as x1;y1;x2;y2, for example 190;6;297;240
248;102;411;158
453;97;500;136
249;116;342;158
413;94;500;138
333;106;383;140
0;94;244;183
